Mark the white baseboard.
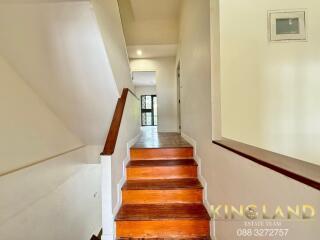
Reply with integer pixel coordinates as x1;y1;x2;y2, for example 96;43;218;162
109;132;215;239
157;128;179;133
181;132;215;239
181;133;211;210
112;133;141;216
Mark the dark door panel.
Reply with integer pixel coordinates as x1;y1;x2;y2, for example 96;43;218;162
141;95;157;126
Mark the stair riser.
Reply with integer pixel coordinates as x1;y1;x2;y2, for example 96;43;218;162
127;166;197;180
130;147;193;160
116;220;210;238
122;189;203;204
117;238;210;240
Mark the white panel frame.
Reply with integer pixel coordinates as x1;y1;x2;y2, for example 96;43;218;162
268;10;307;42
181;132;215;239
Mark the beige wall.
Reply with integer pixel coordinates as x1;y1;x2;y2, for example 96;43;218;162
0;2;122;238
0;55;102;240
210;0;222;139
0;146;102;240
0;55;82;175
130;57;178;132
0;1;119;145
111;93;140;210
178;0;320;239
219;0;320;165
135;86;157;99
178;0;212;140
92;0;134;93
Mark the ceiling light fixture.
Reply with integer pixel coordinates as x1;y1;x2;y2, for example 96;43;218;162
137;50;142;56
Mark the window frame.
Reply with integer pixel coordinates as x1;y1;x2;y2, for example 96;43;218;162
141;95;157;126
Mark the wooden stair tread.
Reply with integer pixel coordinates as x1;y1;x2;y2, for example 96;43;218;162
118;237;210;240
127;159;197;167
116;204;210;221
117;132;210;238
131;146;193;149
130;148;194;160
122;179;203;190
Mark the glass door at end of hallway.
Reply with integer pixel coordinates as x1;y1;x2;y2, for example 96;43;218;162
141;95;157;126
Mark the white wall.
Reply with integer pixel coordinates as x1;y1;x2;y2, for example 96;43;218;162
178;0;320;239
0;55;102;239
0;146;102;240
210;0;222;139
178;0;212;141
135;86;157;99
0;1;124;239
219;0;320;165
91;0;134;93
100;93;140;240
130;57;178;132
111;93;140;211
0;1;119;145
0;55;82;175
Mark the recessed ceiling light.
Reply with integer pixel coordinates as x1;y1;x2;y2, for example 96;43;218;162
137;50;142;56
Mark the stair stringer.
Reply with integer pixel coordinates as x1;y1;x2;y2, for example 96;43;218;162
113;133;141;215
181;132;215;239
101;132;141;240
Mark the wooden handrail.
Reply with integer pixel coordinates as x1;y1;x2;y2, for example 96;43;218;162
90;229;102;240
101;88;138;155
213;138;320;191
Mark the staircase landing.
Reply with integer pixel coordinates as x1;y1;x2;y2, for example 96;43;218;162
133;126;191;149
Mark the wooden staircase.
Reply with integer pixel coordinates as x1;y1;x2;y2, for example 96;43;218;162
115;146;211;239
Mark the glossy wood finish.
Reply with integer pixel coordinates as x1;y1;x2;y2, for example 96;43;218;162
122;178;203;204
122;189;203;204
122;178;203;190
130;147;194;160
133;127;192;148
127;164;198;180
116;130;210;239
116;220;210;239
102;88;138;156
102;89;128;155
213;138;320;191
90;229;102;240
127;159;197;167
116;204;210;220
118;237;211;240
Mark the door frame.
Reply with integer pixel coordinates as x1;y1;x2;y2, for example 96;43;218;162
141;95;157;126
177;61;182;132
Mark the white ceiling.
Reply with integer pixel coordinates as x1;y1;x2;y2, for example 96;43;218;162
129;0;182;21
132;71;156;86
0;0;87;2
118;0;181;58
127;44;177;59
